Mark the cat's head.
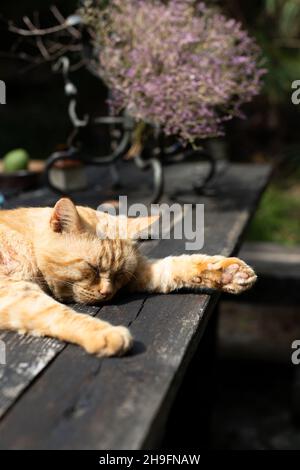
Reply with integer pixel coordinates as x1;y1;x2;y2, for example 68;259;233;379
36;198;154;304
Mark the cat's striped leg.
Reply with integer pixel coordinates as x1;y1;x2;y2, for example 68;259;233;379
130;255;257;294
0;279;132;356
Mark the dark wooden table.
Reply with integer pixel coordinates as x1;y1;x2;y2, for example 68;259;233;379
0;162;271;449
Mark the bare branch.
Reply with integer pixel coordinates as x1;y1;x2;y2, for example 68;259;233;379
50;5;81;39
5;6;85;72
70;59;87;72
23;15;37;32
27;12;50;60
36;37;50;60
9;17;78;37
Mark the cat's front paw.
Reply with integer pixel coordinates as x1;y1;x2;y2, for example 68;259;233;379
190;256;257;294
84;325;133;357
219;258;257;294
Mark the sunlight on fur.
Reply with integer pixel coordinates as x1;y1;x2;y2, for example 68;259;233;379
0;198;257;357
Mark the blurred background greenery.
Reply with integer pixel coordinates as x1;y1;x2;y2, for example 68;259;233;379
0;0;300;243
223;0;300;245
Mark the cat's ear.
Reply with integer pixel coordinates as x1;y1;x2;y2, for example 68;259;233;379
50;198;82;233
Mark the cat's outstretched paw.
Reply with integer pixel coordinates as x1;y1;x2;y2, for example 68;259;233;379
84;325;133;357
219;258;257;294
190;256;257;294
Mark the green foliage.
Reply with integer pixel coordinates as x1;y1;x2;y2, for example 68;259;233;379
248;185;300;245
265;0;300;37
252;0;300;103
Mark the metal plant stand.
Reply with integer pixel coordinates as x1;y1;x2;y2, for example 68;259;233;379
45;56;216;203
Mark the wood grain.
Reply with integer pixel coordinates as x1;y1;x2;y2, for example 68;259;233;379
0;163;271;449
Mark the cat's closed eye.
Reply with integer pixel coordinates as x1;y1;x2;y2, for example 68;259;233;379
115;272;124;280
114;271;132;285
87;263;100;277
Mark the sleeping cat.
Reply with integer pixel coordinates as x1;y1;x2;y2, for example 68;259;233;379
0;198;256;357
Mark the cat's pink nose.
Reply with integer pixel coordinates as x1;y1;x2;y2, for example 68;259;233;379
99;287;113;298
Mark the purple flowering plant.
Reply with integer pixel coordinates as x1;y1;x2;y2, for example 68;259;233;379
82;0;266;145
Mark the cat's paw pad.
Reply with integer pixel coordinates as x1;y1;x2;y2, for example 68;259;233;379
85;326;133;357
220;259;257;294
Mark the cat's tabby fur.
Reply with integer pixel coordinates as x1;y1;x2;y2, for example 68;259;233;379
0;198;256;356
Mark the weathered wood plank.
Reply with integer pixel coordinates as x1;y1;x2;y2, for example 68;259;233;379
0;294;216;450
0;164;271;449
0;305;100;419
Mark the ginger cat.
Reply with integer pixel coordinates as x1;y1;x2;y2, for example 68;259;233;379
0;198;256;357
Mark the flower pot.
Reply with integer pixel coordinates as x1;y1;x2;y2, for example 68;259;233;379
0;160;44;192
49;159;87;192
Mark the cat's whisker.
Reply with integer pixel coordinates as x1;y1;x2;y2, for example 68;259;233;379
123;269;137;281
32;276;76;289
